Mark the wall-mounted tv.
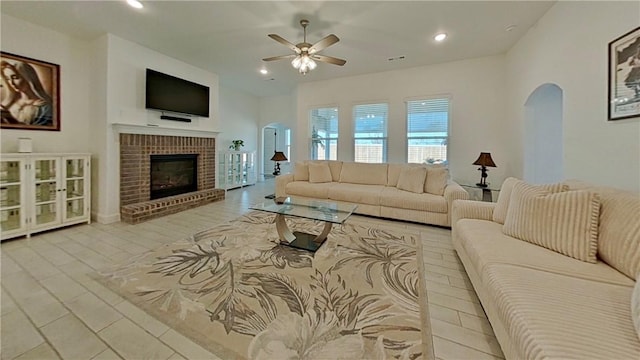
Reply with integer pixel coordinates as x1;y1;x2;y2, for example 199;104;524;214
145;68;210;117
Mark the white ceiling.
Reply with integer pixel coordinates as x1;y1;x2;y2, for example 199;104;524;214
1;1;555;97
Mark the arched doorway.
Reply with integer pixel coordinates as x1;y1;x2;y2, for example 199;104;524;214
524;83;564;184
262;123;290;179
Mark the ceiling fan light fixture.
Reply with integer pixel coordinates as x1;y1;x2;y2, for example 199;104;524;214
291;56;302;69
292;54;316;74
434;33;447;42
265;19;345;75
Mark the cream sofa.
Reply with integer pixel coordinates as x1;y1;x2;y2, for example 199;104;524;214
275;160;468;227
451;178;640;359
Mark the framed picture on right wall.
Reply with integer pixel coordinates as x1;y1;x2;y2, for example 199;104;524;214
609;26;640;120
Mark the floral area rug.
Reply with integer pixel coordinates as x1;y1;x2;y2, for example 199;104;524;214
99;211;434;359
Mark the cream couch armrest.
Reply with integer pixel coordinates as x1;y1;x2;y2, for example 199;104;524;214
444;182;470;226
275;174;294;198
451;199;496;225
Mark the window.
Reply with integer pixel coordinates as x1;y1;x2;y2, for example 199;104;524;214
310;107;338;160
285;128;291;160
407;98;449;164
353;103;388;163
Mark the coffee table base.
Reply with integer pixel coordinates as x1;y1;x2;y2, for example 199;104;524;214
281;231;327;252
275;213;332;253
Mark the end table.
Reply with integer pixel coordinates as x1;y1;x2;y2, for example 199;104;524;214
460;183;500;202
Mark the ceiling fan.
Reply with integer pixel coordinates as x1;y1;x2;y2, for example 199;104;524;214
263;19;346;74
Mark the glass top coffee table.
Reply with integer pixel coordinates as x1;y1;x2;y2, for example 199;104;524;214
250;197;357;252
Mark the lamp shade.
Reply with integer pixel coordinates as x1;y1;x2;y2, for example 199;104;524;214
472;152;497;167
271;151;288;162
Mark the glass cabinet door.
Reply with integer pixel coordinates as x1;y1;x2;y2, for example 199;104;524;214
245;152;255;184
233;153;242;185
32;158;60;228
63;158;86;221
0;159;24;235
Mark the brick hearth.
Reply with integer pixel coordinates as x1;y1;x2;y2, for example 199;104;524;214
119;133;224;223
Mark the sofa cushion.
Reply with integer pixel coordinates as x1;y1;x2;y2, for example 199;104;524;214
328;183;384;206
339;162;388;185
380;187;447;213
633;276;640;341
293;161;309;181
396;166;426;193
484;263;639;359
285;181;331;199
387;163;404;187
454;219;633;287
594;188;640;280
502;182;600;263
424;166;448;196
308;162;332;183
492;178;567;224
326;160;343;182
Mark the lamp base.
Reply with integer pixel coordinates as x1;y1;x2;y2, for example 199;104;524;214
476;183;488;188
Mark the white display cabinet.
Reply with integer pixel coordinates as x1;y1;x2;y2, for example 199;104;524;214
218;151;256;190
0;153;91;241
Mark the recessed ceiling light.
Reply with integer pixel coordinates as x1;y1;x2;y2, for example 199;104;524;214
434;33;447;42
260;69;268;75
126;0;143;9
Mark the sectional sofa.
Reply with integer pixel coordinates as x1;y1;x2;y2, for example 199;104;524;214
275;160;468;227
452;178;640;359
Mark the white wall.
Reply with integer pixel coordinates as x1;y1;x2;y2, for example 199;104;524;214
295;55;509;184
218;86;259;152
0;14;91;153
217;86;260;186
105;35;219;129
506;1;640;191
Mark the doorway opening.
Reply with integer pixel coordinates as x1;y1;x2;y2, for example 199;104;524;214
524;83;564;184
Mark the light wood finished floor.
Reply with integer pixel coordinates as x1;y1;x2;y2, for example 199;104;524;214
1;179;504;360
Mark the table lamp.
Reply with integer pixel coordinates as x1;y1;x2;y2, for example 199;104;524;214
472;152;496;187
271;151;287;176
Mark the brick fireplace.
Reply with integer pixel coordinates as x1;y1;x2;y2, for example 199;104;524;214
119;133;224;223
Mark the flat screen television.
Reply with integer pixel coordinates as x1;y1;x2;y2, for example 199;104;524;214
145;68;210;117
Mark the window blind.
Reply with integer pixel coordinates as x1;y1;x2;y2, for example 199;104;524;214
353;103;388;163
407;98;449;164
310;107;338;160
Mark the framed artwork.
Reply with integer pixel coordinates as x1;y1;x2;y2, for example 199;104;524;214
608;26;640;121
0;52;60;131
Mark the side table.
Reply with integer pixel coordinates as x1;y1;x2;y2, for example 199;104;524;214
460;183;500;202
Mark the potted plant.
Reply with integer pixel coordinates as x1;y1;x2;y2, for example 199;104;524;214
229;140;244;151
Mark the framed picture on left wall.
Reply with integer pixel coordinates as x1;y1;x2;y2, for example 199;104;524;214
1;52;60;131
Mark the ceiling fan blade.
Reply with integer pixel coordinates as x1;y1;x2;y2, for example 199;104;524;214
268;34;301;54
311;54;346;66
262;54;297;62
309;34;339;54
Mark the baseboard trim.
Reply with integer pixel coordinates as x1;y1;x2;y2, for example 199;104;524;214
93;212;121;224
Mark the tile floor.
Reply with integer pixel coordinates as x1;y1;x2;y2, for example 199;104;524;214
1;179;504;360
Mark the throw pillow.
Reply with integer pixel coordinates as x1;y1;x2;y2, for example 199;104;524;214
293;161;309;181
308;162;332;183
493;178;567;224
424;166;449;196
633;274;640;341
396;166;426;194
503;181;600;263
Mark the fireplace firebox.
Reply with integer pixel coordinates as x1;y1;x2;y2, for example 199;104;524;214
150;154;198;200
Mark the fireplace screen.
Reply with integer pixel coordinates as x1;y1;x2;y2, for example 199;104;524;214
150;154;198;200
